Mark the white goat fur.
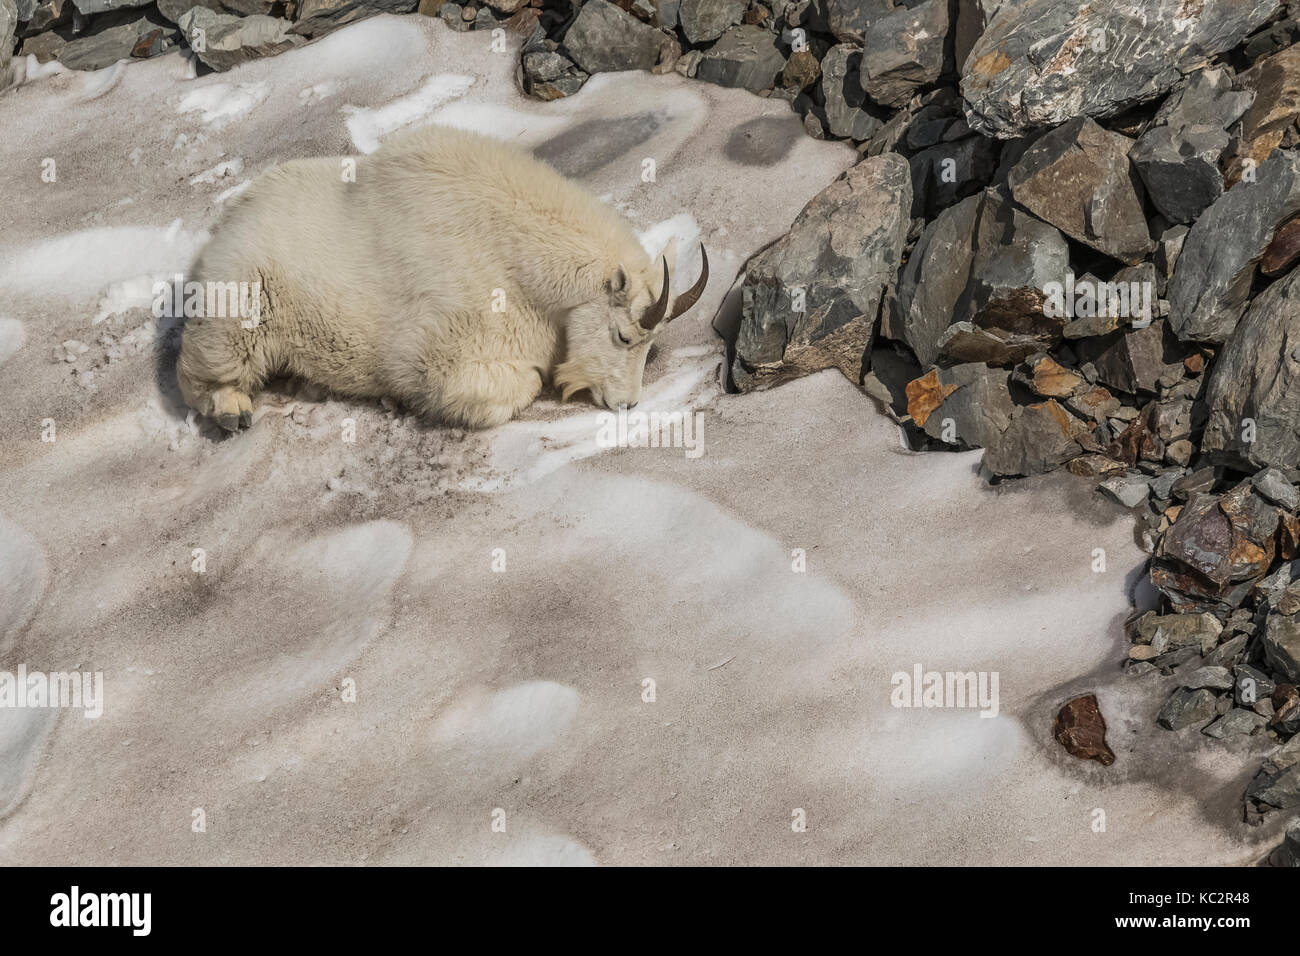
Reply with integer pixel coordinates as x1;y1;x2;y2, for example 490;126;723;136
177;125;687;430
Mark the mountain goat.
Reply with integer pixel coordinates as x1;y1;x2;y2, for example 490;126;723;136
176;125;708;431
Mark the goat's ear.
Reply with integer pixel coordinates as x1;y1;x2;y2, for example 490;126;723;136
607;265;628;300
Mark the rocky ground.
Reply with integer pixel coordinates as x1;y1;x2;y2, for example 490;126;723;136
3;3;1300;865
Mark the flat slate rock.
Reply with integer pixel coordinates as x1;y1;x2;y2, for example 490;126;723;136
562;0;664;74
695;23;785;93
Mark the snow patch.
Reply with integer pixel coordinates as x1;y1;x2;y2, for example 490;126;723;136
344;73;476;154
0;318;25;365
178;81;272;127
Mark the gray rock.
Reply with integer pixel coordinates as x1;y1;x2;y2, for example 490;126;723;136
1247;734;1300;814
1154;67;1254;133
179;8;299;71
908;134;998;220
437;2;469;31
156;0;222;23
911;363;1016;450
1253;467;1300;511
1203;708;1268;738
290;0;417;36
68;0;150;13
1157;687;1219;730
859;0;948;109
563;0;664;74
1131;123;1229;225
1264;612;1300;684
520;49;587;100
57;10;175;70
1182;665;1235;691
678;0;743;44
1201;267;1300;470
1;0;15;73
1273;821;1300;866
1168;149;1300;344
961;0;1278;138
821;44;880;141
14;0;71;34
1006;117;1152;265
1235;664;1277;706
1073;321;1180;397
802;0;894;43
651;0;680;29
1099;475;1150;509
983;400;1090;477
696;24;786;93
733;154;911;391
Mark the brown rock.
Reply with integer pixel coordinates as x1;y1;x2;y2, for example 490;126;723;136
1263;214;1300;276
904;368;957;427
1029;355;1084;398
781;49;820;92
1053;694;1116;766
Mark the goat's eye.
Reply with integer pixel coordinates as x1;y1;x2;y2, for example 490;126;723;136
616;329;631;346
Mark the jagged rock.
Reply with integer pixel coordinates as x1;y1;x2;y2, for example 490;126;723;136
1271;821;1300;866
984;400;1089;477
733;154;910;391
290;0;418;36
1129;609;1223;650
520;48;587;100
1253;467;1300;511
1026;355;1084;399
1;0;15;75
650;0;680;29
1246;734;1300;817
858;0;947;109
1151;483;1279;611
1168;150;1300;344
68;0;151;13
1202;267;1300;470
179;8;298;71
1236;664;1277;706
821;44;879;141
156;0;222;21
562;0;664;74
1068;454;1127;479
1157;687;1219;730
696;23;785;93
678;0;744;44
1265;613;1300;684
893;189;1068;367
780;49;819;92
801;0;893;43
1204;708;1268;738
1132;125;1229;226
1153;67;1254;133
1263;215;1300;276
1099;475;1150;508
14;0;71;34
905;364;1015;449
56;8;175;70
1006;117;1151;264
961;0;1278;138
908;134;998;220
1052;694;1116;766
1236;45;1300;170
1073;320;1181;397
1182;665;1235;691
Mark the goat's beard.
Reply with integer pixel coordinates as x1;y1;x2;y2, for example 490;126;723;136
553;361;595;403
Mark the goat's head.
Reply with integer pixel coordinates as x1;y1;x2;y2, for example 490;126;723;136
555;240;709;411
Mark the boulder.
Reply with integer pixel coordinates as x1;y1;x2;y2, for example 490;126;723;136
733;154;911;391
1131;124;1229;225
893;188;1069;367
1157;687;1219;730
1264;613;1300;684
1201;266;1300;471
905;363;1015;450
678;0;744;44
1006;116;1152;264
696;23;785;93
983;400;1090;477
802;0;894;43
821;44;880;141
57;9;176;70
1168;149;1300;344
562;0;664;74
179;8;299;71
961;0;1278;138
858;0;948;109
1052;694;1116;766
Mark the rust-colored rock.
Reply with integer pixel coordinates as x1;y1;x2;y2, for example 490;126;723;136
1053;694;1116;766
1029;355;1084;398
1263;215;1300;276
1184;353;1206;375
905;368;958;427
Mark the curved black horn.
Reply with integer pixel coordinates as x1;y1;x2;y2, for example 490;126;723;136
639;256;671;330
668;245;709;322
